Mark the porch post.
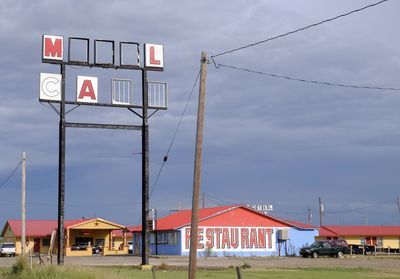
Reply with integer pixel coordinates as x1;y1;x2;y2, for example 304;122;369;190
123;230;127;247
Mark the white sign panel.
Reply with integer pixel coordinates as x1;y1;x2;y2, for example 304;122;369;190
181;226;276;253
76;76;98;103
39;73;61;101
42;35;63;61
145;44;164;69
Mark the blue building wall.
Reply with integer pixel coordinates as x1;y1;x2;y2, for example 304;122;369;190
134;227;319;257
149;232;181;255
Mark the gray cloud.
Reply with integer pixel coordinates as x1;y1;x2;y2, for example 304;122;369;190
0;0;399;227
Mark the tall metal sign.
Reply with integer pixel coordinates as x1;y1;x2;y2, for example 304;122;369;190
40;35;167;265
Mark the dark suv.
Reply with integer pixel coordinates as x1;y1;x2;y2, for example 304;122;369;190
300;240;350;258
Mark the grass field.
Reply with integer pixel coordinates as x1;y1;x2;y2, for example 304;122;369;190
1;259;400;279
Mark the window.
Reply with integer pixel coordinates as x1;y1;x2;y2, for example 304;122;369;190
42;239;50;246
153;231;178;245
95;239;105;247
360;237;366;245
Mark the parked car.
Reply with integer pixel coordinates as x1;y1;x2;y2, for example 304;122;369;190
300;240;350;258
349;244;374;255
71;243;88;251
0;243;16;257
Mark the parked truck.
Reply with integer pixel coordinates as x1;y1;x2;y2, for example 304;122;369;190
300;240;350;258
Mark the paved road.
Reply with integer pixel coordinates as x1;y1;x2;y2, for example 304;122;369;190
1;255;399;273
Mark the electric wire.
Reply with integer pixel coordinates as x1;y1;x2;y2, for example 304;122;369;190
0;160;22;191
211;0;389;59
149;69;201;199
203;193;238;206
217;63;400;91
325;199;395;214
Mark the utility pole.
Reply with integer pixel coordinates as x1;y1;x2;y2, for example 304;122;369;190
21;152;26;256
319;197;323;227
189;51;208;279
397;197;400;224
307;208;312;225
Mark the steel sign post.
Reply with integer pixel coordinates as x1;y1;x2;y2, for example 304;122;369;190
141;68;150;266
57;63;66;265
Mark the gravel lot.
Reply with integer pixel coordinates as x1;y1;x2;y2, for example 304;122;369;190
1;255;399;273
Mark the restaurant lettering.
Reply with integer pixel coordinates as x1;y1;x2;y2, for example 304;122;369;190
183;227;274;251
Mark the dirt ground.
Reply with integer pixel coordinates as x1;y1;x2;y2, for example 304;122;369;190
1;255;399;273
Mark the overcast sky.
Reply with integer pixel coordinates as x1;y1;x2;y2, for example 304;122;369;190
1;0;400;228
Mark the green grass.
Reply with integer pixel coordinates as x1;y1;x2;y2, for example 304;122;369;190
1;258;399;279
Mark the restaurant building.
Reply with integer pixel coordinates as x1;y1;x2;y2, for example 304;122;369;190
130;205;318;257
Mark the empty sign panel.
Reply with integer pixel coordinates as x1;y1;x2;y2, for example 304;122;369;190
112;78;134;105
148;81;168;109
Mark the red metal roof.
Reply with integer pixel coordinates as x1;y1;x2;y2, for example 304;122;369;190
3;219;95;237
128;205;315;232
320;226;400;237
282;219;316;229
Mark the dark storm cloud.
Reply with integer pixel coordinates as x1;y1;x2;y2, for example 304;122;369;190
0;0;399;227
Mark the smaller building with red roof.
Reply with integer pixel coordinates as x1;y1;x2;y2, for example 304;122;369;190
129;205;318;257
317;225;400;252
1;218;129;256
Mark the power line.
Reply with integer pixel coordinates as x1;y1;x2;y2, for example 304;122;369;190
325;199;395;214
211;0;389;59
203;193;239;206
0;160;22;191
217;63;400;91
149;69;201;199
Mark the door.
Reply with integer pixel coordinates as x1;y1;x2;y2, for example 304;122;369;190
320;242;331;255
366;237;377;246
33;238;40;253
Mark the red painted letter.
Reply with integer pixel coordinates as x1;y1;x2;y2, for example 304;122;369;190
150;46;161;65
185;228;191;249
44;38;62;58
206;228;214;249
214;228;222;249
230;228;239;249
197;228;204;249
267;229;273;249
249;228;258;248
258;228;266;248
78;80;96;100
221;228;230;249
241;228;249;249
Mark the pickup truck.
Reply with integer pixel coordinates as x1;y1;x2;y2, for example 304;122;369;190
0;243;16;257
300;240;350;258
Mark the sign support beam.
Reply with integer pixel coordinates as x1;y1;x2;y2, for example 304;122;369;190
141;69;150;266
57;63;66;265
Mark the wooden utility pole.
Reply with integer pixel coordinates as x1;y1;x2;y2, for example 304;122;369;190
188;51;208;279
21;152;26;256
397;197;400;224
